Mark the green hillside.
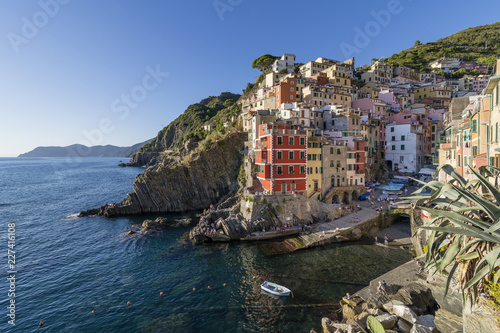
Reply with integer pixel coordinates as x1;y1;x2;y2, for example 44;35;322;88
140;92;241;153
386;21;500;72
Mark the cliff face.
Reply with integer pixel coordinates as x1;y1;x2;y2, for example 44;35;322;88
80;132;247;217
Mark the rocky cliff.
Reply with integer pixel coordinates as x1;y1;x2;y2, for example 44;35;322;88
80;132;247;217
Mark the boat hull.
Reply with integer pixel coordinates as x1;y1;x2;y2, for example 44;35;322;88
260;281;291;296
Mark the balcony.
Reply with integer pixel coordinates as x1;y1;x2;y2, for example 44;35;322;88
440;142;456;150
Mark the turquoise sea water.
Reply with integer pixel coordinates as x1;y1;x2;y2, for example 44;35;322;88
0;157;411;332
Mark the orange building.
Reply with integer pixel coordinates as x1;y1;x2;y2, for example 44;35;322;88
275;78;297;108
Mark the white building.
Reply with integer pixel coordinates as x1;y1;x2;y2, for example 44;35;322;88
429;57;461;74
385;123;424;173
273;53;296;74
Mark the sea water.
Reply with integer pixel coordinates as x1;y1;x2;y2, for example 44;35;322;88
0;157;411;332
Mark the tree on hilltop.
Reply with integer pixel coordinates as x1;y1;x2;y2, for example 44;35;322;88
252;54;279;72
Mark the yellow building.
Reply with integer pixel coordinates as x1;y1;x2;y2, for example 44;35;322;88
306;130;323;197
322;64;352;87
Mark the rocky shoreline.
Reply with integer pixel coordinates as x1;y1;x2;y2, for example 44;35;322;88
316;261;440;333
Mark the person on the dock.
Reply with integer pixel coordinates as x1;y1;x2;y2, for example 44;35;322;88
335;227;339;233
374;236;378;243
377;281;383;294
384;235;389;245
345;292;350;300
382;280;387;290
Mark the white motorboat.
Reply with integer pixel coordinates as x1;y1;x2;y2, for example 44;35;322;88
260;281;291;296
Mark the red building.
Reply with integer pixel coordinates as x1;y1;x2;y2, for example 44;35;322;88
255;123;307;194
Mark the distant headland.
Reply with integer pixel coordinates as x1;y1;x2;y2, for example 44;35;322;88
18;140;151;158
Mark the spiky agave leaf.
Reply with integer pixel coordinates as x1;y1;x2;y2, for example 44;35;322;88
407;165;500;303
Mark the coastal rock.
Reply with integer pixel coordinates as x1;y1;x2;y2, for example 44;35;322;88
172;218;192;226
321;317;346;333
79;132;247;217
118;163;127;167
342;304;362;319
433;309;462;333
417;314;435;328
391;282;435;314
350;228;362;240
382;299;405;313
391;303;419;324
343;295;364;307
354;311;370;325
365;307;384;316
375;314;398;329
410;324;436;333
364;292;392;310
397;318;413;333
142;217;169;230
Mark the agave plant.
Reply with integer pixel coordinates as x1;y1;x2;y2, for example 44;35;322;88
402;164;500;302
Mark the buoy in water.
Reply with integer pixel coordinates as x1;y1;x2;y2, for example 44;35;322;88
160;292;164;296
39;321;44;326
127;301;131;306
223;283;227;287
208;286;211;290
92;310;95;314
193;287;196;292
243;280;246;283
253;276;256;279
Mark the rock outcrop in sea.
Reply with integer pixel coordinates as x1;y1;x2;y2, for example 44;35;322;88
79;131;247;217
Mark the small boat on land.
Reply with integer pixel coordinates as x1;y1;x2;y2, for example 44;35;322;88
260;281;291;296
392;176;409;184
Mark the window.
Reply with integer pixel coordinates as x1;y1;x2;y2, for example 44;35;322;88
401;145;405;150
289;151;294;160
300;166;305;174
337;149;341;154
497;123;499;142
401;135;405;141
318;154;322;161
289;166;294;174
490;157;495;166
472;119;477;133
290;87;294;92
331;120;335;126
400;156;404;162
458;155;461;167
300;137;305;145
300;151;305;159
277;166;282;174
391;136;395;141
392;145;395;150
289;137;294;145
472;146;478;156
330;147;334;154
277;136;282;145
277;151;282;160
390;127;394;132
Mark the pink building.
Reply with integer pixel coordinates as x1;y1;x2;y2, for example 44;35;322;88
460;62;489;73
378;90;401;111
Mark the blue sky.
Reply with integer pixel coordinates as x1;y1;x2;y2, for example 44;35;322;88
0;0;498;156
